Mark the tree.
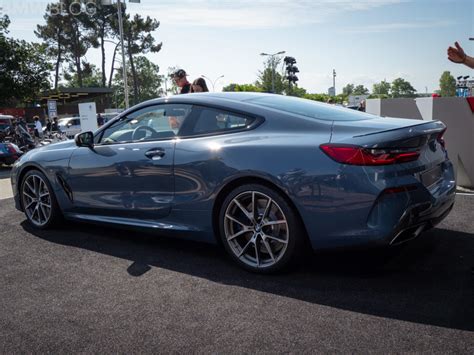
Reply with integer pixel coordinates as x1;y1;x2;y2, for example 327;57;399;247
342;83;354;96
288;86;307;97
256;57;286;94
86;3;117;87
59;0;97;87
119;13;162;105
35;3;67;89
353;85;369;95
439;71;456;97
113;56;163;107
390;78;416;98
372;80;391;96
64;62;102;88
0;15;52;106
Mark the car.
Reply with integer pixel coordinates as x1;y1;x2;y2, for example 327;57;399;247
0;142;22;165
0;114;14;132
57;117;81;138
10;93;456;273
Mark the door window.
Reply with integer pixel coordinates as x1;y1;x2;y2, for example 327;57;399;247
189;107;254;135
97;104;192;144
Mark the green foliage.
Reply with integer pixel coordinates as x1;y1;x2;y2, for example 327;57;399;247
372;80;391;96
256;57;286;94
353;85;369;95
35;3;68;89
64;62;102;88
222;83;262;92
121;13;162;104
439;71;456;97
287;86;307;97
113;56;163;107
303;93;344;104
367;94;389;99
0;15;52;106
342;83;354;96
85;2;118;87
0;14;9;34
59;1;98;87
391;78;416;98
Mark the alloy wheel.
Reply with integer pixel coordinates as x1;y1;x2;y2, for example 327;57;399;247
22;174;52;227
224;191;289;269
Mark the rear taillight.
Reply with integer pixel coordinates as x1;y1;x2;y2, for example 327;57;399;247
437;128;446;149
320;144;420;166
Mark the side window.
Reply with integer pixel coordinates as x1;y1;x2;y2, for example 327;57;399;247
191;107;254;135
97;104;192;144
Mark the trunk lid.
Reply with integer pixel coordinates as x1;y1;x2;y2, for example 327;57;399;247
330;117;449;186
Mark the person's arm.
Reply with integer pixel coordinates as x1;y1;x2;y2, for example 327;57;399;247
464;55;474;69
447;41;474;69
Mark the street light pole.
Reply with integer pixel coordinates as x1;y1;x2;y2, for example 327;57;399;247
116;0;129;109
260;51;285;93
201;75;225;92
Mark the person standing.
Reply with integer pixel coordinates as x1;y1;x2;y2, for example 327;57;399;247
33;116;43;142
97;113;104;127
447;42;474;69
357;100;366;112
191;78;209;92
172;69;192;94
51;117;60;132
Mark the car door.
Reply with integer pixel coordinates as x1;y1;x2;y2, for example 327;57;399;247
66;104;193;220
173;105;260;207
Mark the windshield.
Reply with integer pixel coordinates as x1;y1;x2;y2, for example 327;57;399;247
246;95;377;121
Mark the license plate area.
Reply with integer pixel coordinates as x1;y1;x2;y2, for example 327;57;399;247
421;165;442;188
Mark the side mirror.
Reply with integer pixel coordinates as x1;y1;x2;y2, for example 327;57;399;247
75;131;94;148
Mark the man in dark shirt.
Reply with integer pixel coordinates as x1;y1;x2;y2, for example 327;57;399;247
172;69;191;94
97;113;104;127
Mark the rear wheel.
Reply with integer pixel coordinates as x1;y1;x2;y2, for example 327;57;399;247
219;184;304;273
21;170;61;229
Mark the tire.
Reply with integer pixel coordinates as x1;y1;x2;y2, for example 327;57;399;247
219;183;304;273
20;169;62;229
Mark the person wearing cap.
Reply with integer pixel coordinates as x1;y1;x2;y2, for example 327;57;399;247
172;69;192;94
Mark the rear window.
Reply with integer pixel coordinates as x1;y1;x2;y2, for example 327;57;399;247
246;95;376;121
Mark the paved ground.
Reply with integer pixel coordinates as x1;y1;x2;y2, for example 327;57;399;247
0;195;473;353
0;166;13;199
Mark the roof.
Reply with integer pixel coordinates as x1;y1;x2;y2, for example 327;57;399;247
40;87;114;102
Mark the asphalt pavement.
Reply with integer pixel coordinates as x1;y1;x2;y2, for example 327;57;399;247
0;195;473;353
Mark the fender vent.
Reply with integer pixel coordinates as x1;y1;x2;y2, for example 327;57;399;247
56;173;73;202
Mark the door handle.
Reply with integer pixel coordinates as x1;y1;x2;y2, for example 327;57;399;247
145;148;165;160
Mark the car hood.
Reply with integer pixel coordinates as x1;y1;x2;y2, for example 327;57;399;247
36;140;77;151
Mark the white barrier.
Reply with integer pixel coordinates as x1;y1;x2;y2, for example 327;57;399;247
367;97;474;188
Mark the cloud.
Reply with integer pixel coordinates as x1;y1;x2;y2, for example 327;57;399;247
341;20;454;33
128;0;408;29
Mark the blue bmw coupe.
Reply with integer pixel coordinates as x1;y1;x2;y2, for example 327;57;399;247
11;93;456;272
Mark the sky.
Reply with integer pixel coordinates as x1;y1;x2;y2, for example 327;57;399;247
1;0;473;94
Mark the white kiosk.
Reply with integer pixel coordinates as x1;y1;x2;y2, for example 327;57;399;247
78;102;98;132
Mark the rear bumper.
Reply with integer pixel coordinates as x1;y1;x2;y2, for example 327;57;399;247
299;158;456;250
382;187;455;246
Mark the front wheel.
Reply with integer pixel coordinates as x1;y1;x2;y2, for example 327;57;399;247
219;184;304;273
20;170;61;229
